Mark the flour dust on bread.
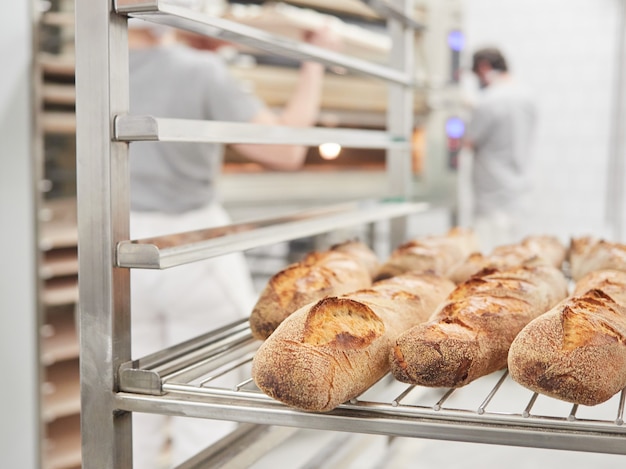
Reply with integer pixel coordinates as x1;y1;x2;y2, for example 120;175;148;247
449;235;567;284
390;265;569;388
568;236;626;281
508;269;626;406
374;227;479;281
249;240;379;340
251;272;455;412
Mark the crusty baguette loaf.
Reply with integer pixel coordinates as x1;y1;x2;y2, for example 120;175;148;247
330;239;380;278
508;269;626;406
374;227;479;281
251;272;455;412
390;265;569;388
568;236;626;281
571;269;626;303
449;235;566;284
249;240;379;340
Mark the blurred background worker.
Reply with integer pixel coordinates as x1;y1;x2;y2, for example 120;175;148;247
464;46;537;252
127;19;340;469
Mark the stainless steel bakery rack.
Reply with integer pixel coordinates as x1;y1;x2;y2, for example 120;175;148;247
117;318;626;457
74;1;626;468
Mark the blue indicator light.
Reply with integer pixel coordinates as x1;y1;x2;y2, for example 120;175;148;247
445;117;465;139
447;30;465;51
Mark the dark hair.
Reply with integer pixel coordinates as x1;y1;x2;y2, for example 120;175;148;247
472;48;508;73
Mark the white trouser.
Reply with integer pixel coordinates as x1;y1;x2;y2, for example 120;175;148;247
130;203;257;469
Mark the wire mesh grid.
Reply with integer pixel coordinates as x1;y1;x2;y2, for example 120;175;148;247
157;328;626;433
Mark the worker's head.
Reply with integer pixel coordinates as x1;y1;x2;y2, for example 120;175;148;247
472;47;508;88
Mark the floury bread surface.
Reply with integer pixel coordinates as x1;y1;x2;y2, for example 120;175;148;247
568;236;626;281
390;265;568;388
251;272;455;412
374;227;479;281
508;269;626;406
249;240;379;340
449;235;567;284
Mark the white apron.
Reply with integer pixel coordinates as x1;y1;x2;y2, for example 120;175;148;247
130;202;256;468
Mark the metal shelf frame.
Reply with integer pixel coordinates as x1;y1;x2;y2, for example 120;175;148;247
76;1;419;467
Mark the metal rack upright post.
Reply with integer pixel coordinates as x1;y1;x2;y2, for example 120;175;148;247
75;1;422;467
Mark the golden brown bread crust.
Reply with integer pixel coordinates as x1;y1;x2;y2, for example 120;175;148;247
449;235;567;284
249;241;379;340
572;269;626;306
330;239;380;278
374;227;479;281
251;272;455;412
390;265;569;388
568;236;626;281
508;269;626;406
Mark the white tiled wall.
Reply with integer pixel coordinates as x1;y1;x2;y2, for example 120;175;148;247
460;0;624;243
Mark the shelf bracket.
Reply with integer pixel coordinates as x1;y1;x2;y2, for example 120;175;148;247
119;362;164;395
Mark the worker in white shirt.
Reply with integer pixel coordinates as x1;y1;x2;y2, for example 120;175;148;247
464;47;537;253
128;19;340;468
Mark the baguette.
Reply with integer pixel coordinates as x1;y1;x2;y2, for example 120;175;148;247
572;269;626;303
251;272;455;412
449;235;566;284
374;227;479;281
508;269;626;406
249;240;379;340
568;236;626;281
390;265;569;388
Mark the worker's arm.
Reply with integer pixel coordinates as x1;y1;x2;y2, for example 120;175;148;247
231;27;341;171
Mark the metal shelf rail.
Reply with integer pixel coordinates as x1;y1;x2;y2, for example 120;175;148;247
115;0;415;84
116;199;427;269
114;115;409;147
76;0;419;467
117;319;626;456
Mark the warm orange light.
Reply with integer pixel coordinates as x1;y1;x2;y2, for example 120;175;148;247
319;142;341;160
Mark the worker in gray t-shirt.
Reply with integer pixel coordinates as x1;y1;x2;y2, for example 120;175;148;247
464;47;537;252
127;20;340;469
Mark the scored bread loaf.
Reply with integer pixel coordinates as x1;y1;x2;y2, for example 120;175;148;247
508;269;626;406
568;236;626;281
390;265;569;388
251;272;455;412
449;235;567;284
374;227;479;281
249;240;379;340
571;268;626;303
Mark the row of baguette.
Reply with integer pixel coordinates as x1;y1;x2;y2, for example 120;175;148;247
246;228;626;412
